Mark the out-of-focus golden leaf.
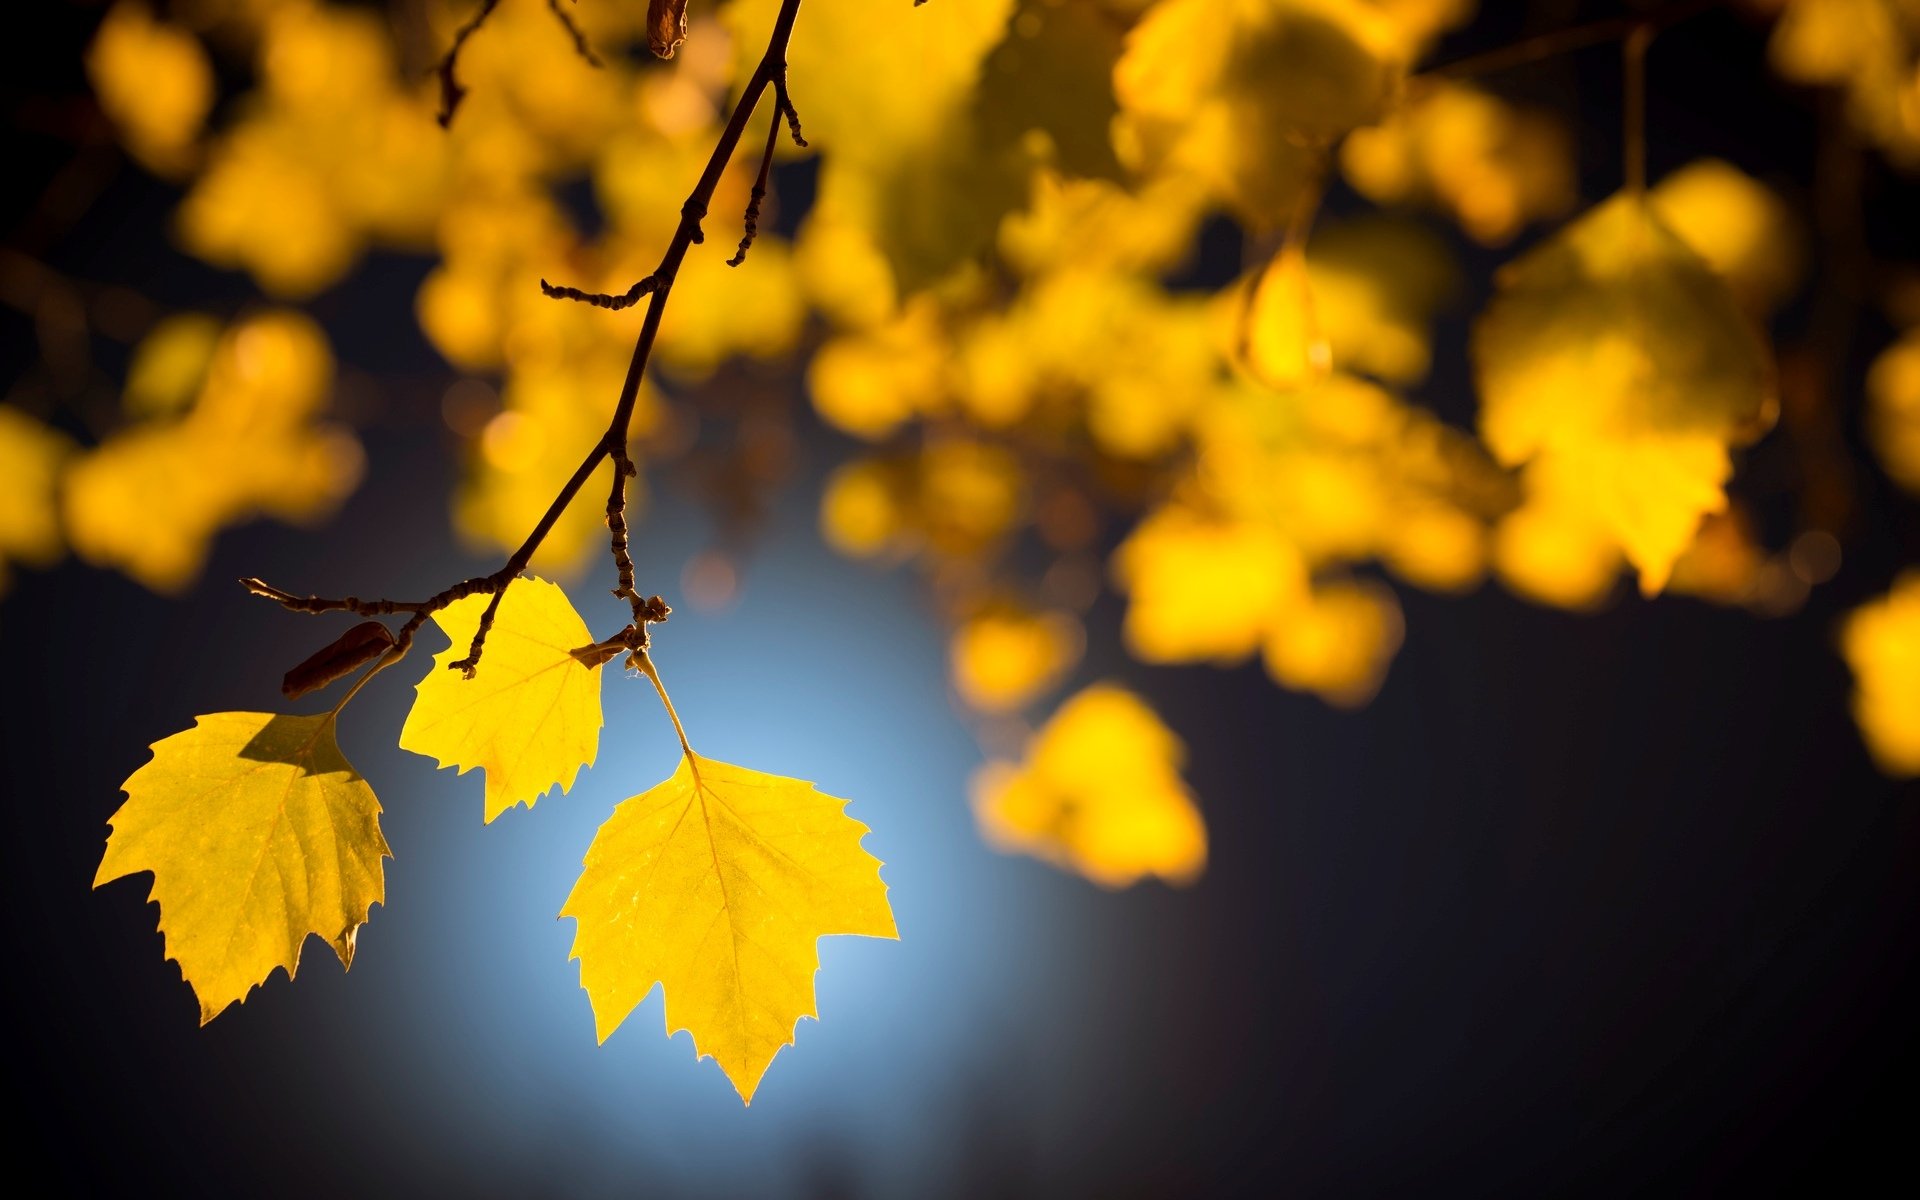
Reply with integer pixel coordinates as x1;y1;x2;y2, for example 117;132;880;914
1303;217;1458;385
1492;496;1622;611
563;750;896;1103
399;577;604;823
0;407;75;588
1868;329;1920;493
63;311;362;593
1114;0;1406;225
1262;577;1404;706
973;684;1206;887
87;3;214;177
95;712;389;1023
1770;0;1920;167
809;300;950;440
1341;81;1575;245
177;3;449;296
1113;504;1306;663
1242;242;1332;390
1649;159;1802;314
820;459;906;558
997;170;1207;279
950;607;1083;712
1472;192;1775;595
123;314;223;418
1841;572;1920;776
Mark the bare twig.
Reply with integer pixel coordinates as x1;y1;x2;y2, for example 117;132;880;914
546;0;604;69
253;0;814;693
434;0;501;129
729;106;782;267
540;275;660;310
1423;0;1721;82
774;73;808;148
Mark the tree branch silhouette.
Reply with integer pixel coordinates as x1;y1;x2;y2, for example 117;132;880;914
253;0;809;694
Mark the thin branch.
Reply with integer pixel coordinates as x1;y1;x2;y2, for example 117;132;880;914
774;73;807;148
729;106;782;267
636;650;695;759
540;275;659;310
546;0;604;69
434;0;502;129
1423;0;1721;81
253;0;813;696
1623;23;1653;194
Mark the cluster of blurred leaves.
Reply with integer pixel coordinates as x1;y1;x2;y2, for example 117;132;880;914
5;0;1920;891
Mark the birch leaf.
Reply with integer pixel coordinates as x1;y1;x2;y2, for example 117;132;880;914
1472;191;1775;593
94;712;390;1023
562;752;897;1104
399;577;603;822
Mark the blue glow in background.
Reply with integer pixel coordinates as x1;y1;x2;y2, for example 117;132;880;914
8;5;1920;1193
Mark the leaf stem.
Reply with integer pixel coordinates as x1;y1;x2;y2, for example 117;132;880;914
635;650;694;760
1422;0;1719;82
1623;22;1653;195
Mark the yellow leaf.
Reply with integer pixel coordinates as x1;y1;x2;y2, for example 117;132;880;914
1841;572;1920;777
973;684;1206;888
1341;81;1575;245
95;712;390;1023
1113;504;1307;663
1114;0;1406;224
0;406;74;582
950;608;1083;713
86;3;213;177
1303;216;1459;386
562;751;897;1103
1241;242;1332;390
1649;159;1802;314
123;314;223;418
1472;192;1775;593
1868;329;1920;494
399;577;604;822
819;459;906;558
1262;578;1404;706
63;311;360;593
1492;495;1622;611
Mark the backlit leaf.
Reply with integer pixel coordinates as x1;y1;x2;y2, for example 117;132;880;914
563;751;897;1103
399;577;604;822
1472;191;1775;594
95;712;389;1023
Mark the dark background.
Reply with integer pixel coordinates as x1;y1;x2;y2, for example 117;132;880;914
4;2;1918;1195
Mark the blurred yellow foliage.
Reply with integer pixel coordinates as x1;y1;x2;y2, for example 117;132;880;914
1113;506;1307;664
949;608;1083;713
1771;0;1920;167
179;2;449;297
0;408;75;591
87;3;214;177
1114;0;1407;225
1262;577;1404;706
1649;159;1802;314
63;311;362;592
1242;242;1332;390
1342;81;1575;245
973;684;1206;887
1842;572;1920;776
1473;192;1775;597
1868;328;1920;493
123;314;224;418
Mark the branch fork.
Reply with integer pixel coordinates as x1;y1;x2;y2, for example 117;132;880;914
250;0;809;715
